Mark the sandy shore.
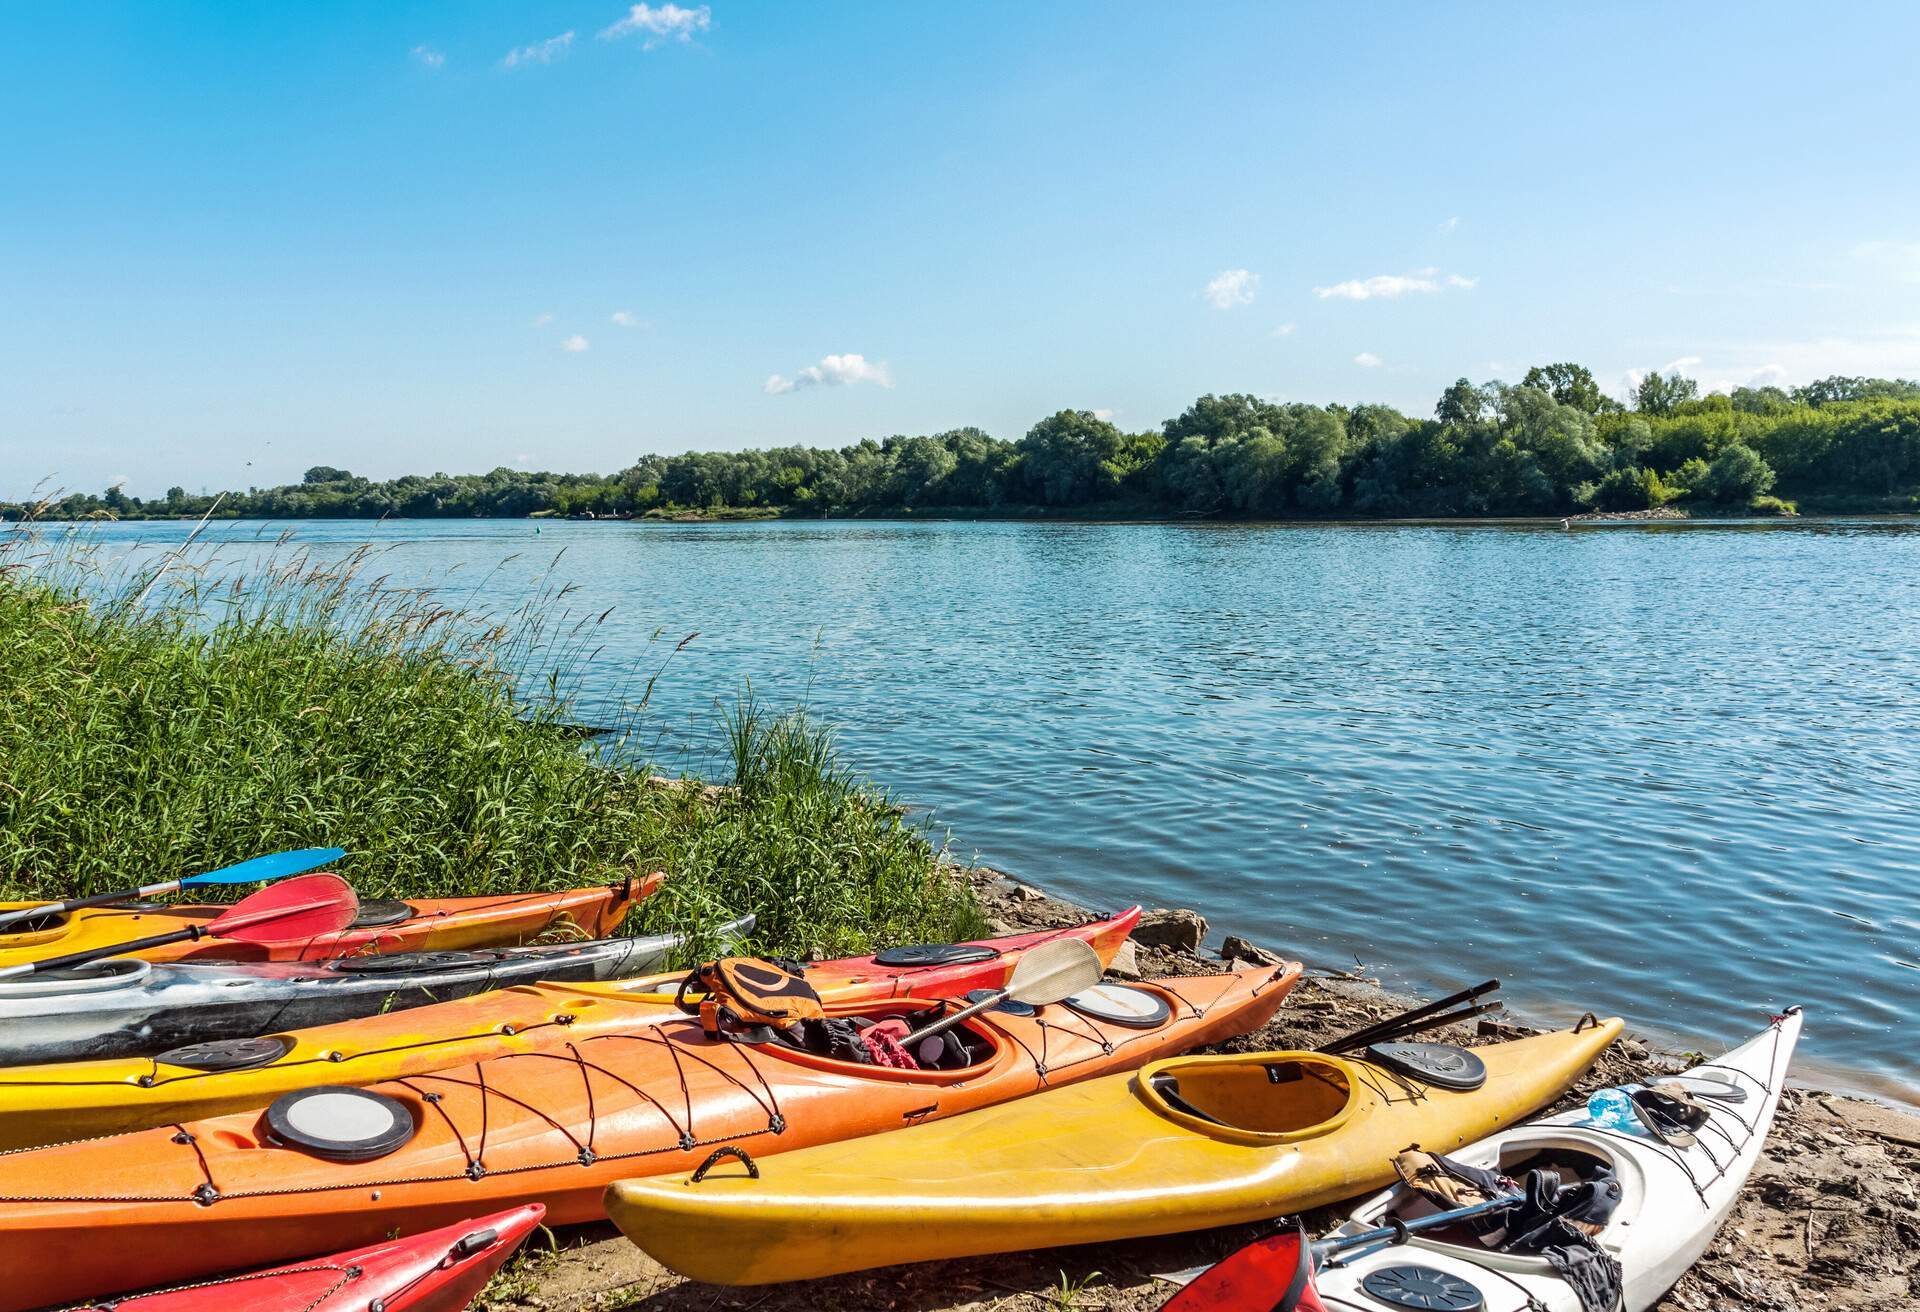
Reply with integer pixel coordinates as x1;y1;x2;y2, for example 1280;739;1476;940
485;868;1919;1311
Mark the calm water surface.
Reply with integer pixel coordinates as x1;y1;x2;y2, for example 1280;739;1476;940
55;518;1920;1104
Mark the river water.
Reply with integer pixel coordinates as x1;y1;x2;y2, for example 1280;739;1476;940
50;517;1920;1104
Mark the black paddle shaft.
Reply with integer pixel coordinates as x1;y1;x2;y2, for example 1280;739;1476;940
4;925;205;977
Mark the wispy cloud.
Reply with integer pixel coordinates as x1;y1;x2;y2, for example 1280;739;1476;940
611;310;640;327
1091;408;1117;421
1354;352;1383;368
764;352;892;395
1439;216;1460;234
503;31;575;68
532;311;556;327
561;334;590;352
599;3;711;47
1203;268;1260;310
1271;322;1297;338
1316;268;1475;300
412;45;445;69
1855;240;1920;283
1660;355;1703;373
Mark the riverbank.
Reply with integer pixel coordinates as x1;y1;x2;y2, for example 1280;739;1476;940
483;866;1919;1312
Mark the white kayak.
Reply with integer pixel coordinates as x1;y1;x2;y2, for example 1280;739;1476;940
0;916;752;1066
1309;1008;1802;1312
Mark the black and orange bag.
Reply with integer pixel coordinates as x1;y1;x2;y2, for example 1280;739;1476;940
676;957;826;1038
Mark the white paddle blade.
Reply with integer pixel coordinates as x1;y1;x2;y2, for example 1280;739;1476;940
1004;936;1104;1006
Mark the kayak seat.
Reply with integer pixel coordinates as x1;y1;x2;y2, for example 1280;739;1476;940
1148;1075;1229;1127
1150;1058;1353;1134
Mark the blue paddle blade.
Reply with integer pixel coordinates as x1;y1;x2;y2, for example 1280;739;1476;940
178;847;346;887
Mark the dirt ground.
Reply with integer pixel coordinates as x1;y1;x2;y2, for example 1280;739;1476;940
484;870;1920;1312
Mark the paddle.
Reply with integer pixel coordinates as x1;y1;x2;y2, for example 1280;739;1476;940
0;874;359;980
900;936;1104;1047
1313;1194;1521;1267
0;847;348;932
1317;979;1500;1054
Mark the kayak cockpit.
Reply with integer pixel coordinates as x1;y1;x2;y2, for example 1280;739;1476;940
1357;1134;1639;1260
740;999;1006;1083
1137;1053;1357;1143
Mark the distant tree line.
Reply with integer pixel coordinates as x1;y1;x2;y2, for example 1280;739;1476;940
10;368;1920;523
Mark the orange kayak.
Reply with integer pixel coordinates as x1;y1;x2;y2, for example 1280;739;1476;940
0;875;656;966
0;907;1143;1150
0;959;1300;1309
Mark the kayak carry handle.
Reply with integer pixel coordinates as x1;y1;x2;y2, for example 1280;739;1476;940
690;1146;759;1183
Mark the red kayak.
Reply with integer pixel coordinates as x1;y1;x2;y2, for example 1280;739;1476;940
1159;1226;1327;1312
76;1205;544;1312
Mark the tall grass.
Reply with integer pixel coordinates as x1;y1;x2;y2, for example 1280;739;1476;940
0;526;983;958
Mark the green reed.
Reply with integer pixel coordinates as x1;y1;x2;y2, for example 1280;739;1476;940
0;525;982;958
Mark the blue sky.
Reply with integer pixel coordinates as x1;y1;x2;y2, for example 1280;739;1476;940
4;2;1917;497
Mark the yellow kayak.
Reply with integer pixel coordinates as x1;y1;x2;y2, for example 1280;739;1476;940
606;1017;1624;1285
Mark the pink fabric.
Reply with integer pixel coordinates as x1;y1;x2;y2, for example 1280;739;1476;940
861;1028;918;1069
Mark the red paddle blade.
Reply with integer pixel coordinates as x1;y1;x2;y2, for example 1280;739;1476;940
1158;1227;1324;1312
205;873;359;944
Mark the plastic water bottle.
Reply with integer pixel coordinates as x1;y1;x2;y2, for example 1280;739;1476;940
1584;1085;1642;1132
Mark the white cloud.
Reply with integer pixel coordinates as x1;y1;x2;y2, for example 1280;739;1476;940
611;311;639;327
1203;268;1259;310
1270;322;1297;338
515;453;533;466
1854;240;1920;282
412;45;445;69
1660;355;1703;374
109;474;129;489
532;311;556;327
599;3;711;47
1439;216;1460;234
1354;352;1383;368
763;352;892;395
502;31;575;68
1091;408;1117;421
561;335;590;352
1315;269;1476;300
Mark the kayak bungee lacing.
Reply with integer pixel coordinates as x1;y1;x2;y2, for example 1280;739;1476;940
75;1262;356;1312
1573;1015;1784;1208
993;975;1228;1086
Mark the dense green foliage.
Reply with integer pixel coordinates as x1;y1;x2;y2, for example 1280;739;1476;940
13;369;1920;523
0;535;982;958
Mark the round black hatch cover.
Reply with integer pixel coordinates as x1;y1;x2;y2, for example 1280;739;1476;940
329;950;502;975
1360;1265;1486;1311
1063;983;1172;1029
962;988;1036;1017
157;1035;294;1072
349;898;418;929
1365;1042;1488;1091
265;1085;415;1162
872;942;999;967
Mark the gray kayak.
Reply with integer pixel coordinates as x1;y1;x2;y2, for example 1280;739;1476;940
0;915;753;1066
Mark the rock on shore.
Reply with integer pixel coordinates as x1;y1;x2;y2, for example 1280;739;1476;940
483;866;1919;1312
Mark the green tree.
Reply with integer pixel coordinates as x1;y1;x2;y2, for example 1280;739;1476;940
1698;444;1776;503
1017;410;1131;505
1521;363;1615;414
1633;370;1699;416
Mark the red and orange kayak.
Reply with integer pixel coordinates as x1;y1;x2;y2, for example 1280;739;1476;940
75;1205;545;1312
0;958;1299;1309
0;875;656;967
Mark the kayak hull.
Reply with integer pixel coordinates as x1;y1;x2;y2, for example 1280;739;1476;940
74;1204;545;1312
0;877;654;966
1304;1010;1803;1312
0;960;1297;1310
604;1017;1623;1284
0;916;752;1066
